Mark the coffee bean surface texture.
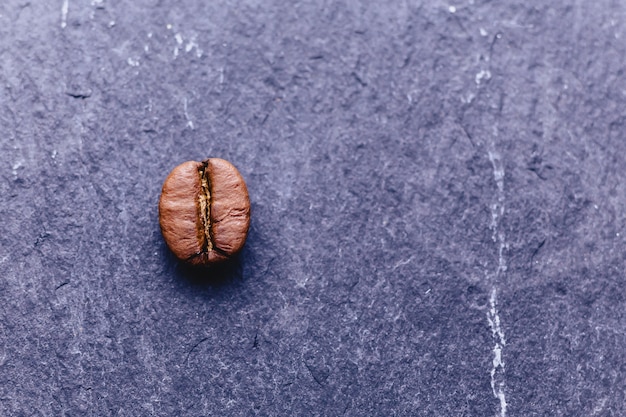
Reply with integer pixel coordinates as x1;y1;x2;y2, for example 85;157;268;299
159;158;250;265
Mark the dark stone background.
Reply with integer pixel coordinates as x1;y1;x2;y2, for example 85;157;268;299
1;0;625;415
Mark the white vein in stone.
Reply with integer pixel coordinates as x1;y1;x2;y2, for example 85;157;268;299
488;288;507;417
487;148;508;417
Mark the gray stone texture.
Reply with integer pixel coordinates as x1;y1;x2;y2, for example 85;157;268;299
1;0;625;415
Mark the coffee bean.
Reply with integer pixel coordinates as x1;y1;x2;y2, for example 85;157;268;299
159;158;250;265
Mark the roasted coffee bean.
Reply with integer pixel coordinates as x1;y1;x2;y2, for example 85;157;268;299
159;158;250;265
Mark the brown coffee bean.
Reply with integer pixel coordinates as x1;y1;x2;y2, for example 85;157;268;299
158;158;250;265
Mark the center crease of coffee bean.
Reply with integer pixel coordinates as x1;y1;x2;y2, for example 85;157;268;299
198;162;214;253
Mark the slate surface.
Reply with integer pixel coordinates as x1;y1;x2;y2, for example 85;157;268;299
1;1;625;416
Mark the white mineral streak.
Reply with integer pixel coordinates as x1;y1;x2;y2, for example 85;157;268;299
487;149;508;417
488;288;507;417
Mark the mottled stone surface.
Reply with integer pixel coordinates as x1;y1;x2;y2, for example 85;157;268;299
1;1;625;415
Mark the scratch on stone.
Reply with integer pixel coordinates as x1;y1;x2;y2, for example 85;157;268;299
487;147;508;417
173;33;184;58
475;69;492;85
185;36;203;58
61;0;69;28
185;337;209;364
183;98;194;129
12;159;24;178
393;256;414;270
